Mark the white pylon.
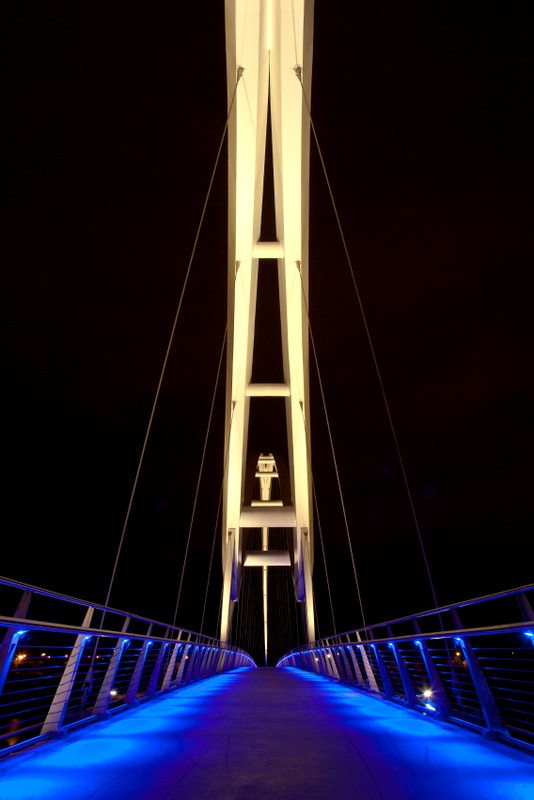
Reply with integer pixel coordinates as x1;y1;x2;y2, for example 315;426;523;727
221;0;315;644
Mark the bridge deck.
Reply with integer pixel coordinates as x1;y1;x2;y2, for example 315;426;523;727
1;667;533;799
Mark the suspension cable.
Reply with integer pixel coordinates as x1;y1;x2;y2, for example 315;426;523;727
202;385;238;636
297;265;367;630
103;71;244;612
296;381;337;636
173;326;228;628
295;69;440;612
200;489;223;635
312;480;337;635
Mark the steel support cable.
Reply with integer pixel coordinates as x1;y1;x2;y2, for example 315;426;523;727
200;385;238;636
173;326;228;628
296;265;367;631
297;393;337;636
103;71;244;615
312;480;337;635
200;489;223;635
295;69;440;613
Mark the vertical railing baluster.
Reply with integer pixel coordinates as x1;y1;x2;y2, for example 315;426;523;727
346;637;365;686
450;610;508;739
0;590;32;699
413;624;451;720
161;634;182;691
125;624;153;705
93;632;130;716
41;607;94;735
389;642;416;706
371;643;393;700
147;641;169;697
357;634;379;692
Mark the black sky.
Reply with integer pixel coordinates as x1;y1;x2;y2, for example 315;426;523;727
4;3;534;656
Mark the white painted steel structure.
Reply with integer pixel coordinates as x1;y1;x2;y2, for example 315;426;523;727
221;0;315;643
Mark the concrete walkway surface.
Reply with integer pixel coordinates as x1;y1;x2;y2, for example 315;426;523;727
0;667;533;799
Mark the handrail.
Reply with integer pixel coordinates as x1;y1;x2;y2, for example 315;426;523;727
0;577;255;756
278;584;534;755
0;575;218;642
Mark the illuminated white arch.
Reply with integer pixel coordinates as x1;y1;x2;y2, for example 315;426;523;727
221;0;315;644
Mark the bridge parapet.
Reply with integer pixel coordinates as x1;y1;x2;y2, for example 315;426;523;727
0;576;255;755
278;584;534;755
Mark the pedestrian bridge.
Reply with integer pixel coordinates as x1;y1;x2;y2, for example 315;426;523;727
3;1;533;797
1;577;533;798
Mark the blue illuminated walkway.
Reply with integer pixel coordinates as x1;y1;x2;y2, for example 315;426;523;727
1;667;533;799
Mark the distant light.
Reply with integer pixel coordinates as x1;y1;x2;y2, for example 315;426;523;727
41;653;46;657
423;689;433;698
110;690;118;696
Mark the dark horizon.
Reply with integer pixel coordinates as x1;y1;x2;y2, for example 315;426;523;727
4;3;533;664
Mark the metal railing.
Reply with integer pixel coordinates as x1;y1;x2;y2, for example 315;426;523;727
0;576;255;755
278;584;534;753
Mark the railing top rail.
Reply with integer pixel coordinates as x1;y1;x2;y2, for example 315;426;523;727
0;615;252;653
0;574;224;647
291;620;534;653
291;583;534;652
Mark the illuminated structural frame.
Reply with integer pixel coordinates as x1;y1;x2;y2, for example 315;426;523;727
221;0;315;645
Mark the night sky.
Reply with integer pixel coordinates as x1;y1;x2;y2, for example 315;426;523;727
4;3;533;660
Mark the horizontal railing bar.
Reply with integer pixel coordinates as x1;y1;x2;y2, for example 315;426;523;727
0;575;216;643
314;583;534;641
0;615;245;651
295;621;534;651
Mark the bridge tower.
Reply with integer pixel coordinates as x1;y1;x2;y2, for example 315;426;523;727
221;0;315;645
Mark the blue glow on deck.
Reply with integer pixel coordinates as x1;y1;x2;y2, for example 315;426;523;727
1;667;532;800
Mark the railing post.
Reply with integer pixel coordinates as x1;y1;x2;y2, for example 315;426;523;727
389;643;417;707
184;645;198;682
337;645;353;683
193;646;206;680
0;590;32;698
317;647;327;676
357;635;379;692
175;636;192;684
517;593;534;621
41;607;94;735
125;625;153;705
161;635;182;691
370;642;393;700
346;637;365;686
203;646;216;676
326;642;340;679
217;648;227;673
413;624;451;720
147;641;169;697
92;635;130;716
451;610;508;739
